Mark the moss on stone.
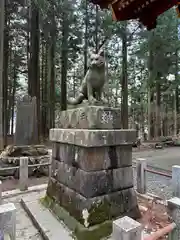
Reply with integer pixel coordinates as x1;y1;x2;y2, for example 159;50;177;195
40;195;112;240
88;199;112;226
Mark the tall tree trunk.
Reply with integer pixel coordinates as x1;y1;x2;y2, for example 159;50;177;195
41;36;45;138
42;42;48;137
147;35;154;140
0;0;5;149
3;4;9;147
84;0;88;76
95;5;99;53
61;7;69;111
121;21;128;129
155;78;161;139
27;3;31;85
29;1;40;140
147;88;151;140
175;49;179;134
49;38;55;129
11;66;16;135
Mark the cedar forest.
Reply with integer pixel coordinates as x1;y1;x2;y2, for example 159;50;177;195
0;0;179;146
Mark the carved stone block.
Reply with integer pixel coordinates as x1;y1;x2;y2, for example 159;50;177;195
52;143;132;171
50;129;136;147
56;106;121;129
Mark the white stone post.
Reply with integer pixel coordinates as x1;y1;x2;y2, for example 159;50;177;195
167;197;180;239
0;203;16;240
0;180;2;204
136;158;147;194
172;165;180;197
48;155;52;180
19;157;28;191
112;216;142;240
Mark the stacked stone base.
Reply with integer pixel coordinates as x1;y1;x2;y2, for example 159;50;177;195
47;178;140;226
47;127;140;229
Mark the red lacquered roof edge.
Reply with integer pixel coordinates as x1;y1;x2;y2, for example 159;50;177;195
90;0;179;30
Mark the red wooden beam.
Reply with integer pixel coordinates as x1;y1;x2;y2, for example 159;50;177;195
90;0;179;30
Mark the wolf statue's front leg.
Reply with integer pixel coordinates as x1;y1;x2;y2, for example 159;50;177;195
87;82;97;104
101;91;108;104
96;88;108;104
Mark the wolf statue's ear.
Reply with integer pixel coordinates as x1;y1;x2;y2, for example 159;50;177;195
98;48;104;57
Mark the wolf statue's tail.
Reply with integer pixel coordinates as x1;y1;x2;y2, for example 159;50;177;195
67;93;85;105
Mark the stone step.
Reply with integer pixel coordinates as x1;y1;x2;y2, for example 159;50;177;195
21;197;74;240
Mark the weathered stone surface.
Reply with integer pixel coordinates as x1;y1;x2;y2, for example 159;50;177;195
113;167;133;191
0;203;16;240
52;143;75;164
49;106;139;228
47;178;140;226
172;165;180;198
51;160;133;197
52;143;132;171
167;197;180;239
15;95;38;145
112;216;142;240
50;129;136;147
56;106;121;129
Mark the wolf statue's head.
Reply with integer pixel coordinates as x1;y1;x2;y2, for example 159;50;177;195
89;48;105;69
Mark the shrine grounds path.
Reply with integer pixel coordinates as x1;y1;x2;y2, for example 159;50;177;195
133;147;180;172
1;147;179;239
132;147;180;200
3;190;44;240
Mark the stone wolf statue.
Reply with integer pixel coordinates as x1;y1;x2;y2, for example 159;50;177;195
68;46;107;105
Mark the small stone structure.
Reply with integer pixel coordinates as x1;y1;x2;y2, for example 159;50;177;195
46;106;140;237
0;145;50;178
15;95;38;145
0;203;16;240
112;216;142;240
0;95;50;178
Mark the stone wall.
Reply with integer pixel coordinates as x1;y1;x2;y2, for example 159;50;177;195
47;110;140;228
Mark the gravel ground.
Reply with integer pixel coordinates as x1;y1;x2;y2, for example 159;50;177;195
2;190;45;240
133;168;172;200
1;176;49;192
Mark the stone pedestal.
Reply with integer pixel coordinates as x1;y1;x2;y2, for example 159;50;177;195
55;106;121;129
47;107;140;233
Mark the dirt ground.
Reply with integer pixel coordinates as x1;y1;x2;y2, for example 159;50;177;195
1;175;171;239
138;197;171;239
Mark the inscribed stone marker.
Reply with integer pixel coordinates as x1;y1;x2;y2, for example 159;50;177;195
15;95;38;145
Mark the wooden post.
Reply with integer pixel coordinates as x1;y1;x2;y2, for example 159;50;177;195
0;0;4;150
136;158;147;194
19;157;28;191
112;216;142;240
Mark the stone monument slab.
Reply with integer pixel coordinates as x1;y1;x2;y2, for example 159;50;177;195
15;95;38;145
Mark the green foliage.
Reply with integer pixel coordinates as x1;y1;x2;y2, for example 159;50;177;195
5;0;180;136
